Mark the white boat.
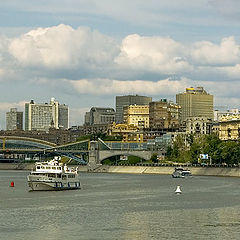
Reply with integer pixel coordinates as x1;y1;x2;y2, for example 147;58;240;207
172;167;192;178
27;157;80;191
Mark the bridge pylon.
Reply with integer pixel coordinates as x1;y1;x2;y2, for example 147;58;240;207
88;141;100;170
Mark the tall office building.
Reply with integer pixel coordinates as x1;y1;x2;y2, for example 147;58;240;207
25;98;69;131
116;95;152;123
176;87;213;122
6;108;23;130
149;99;181;129
58;104;69;129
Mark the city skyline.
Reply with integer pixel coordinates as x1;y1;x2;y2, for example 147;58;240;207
0;1;240;129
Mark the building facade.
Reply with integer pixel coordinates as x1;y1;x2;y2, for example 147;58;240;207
149;99;181;129
185;116;212;135
87;107;115;125
84;112;90;126
6;108;23;130
123;105;149;128
214;109;240;122
176;87;213;122
219;115;240;140
108;123;142;142
58;104;69;129
25;98;69;131
115;95;152;123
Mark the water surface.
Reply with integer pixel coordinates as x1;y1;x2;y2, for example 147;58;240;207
0;171;240;239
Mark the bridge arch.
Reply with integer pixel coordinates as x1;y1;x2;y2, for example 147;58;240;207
98;150;152;164
0;136;56;150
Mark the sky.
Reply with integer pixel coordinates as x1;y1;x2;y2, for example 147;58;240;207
0;0;240;129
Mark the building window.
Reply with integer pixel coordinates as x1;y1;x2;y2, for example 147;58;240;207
227;128;231;138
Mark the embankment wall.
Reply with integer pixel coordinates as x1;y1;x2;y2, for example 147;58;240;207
1;163;240;177
93;165;240;177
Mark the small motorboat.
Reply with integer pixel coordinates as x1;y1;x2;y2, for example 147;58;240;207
172;167;192;178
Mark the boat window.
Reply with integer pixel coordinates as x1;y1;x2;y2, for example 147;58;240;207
41;166;45;169
68;174;75;178
62;175;67;180
46;166;51;169
57;174;61;178
48;173;56;178
36;166;40;170
57;167;61;170
51;167;56;170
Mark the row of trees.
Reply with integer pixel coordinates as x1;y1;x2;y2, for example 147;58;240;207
166;134;240;165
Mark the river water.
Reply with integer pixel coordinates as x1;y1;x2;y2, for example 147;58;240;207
0;170;240;240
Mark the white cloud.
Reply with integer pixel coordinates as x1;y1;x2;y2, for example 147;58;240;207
8;24;118;70
2;25;239;82
115;34;193;74
191;37;240;65
70;78;190;96
217;64;240;78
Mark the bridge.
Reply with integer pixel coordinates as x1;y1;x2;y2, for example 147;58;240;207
0;136;165;168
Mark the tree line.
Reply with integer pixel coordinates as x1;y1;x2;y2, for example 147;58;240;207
166;134;240;165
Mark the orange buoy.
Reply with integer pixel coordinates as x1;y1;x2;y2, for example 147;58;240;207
10;181;14;187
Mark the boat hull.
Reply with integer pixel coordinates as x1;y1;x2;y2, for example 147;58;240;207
28;181;81;191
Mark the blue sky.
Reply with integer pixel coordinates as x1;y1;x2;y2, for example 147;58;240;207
0;0;240;129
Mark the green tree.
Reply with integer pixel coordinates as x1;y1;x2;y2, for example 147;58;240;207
150;153;158;163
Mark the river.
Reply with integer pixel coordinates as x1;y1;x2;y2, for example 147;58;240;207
0;170;240;240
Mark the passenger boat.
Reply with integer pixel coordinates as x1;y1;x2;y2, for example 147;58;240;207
172;167;192;178
27;157;80;191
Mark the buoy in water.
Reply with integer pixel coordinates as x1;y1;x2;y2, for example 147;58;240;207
10;181;14;187
175;185;181;194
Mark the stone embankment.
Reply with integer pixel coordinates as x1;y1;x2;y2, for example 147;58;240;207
89;165;240;177
1;163;240;177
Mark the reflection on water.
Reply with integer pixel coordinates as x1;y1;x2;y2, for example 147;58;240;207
0;171;240;240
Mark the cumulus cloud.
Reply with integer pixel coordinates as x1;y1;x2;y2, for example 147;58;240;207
115;34;192;74
191;37;240;65
8;24;118;70
0;24;238;82
218;64;240;78
70;77;190;96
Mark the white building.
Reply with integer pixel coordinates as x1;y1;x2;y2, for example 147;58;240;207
185;116;212;135
25;98;69;131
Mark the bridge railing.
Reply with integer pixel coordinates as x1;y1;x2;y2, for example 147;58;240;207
103;141;148;150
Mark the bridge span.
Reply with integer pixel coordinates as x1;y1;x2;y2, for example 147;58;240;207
0;136;165;168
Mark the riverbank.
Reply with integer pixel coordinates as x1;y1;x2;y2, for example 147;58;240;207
91;165;240;177
1;163;240;177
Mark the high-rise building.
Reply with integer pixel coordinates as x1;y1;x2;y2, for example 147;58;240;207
123;105;149;128
58;104;69;129
88;107;115;125
6;108;23;130
176;87;213;122
149;99;181;129
116;95;152;123
25;98;69;131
